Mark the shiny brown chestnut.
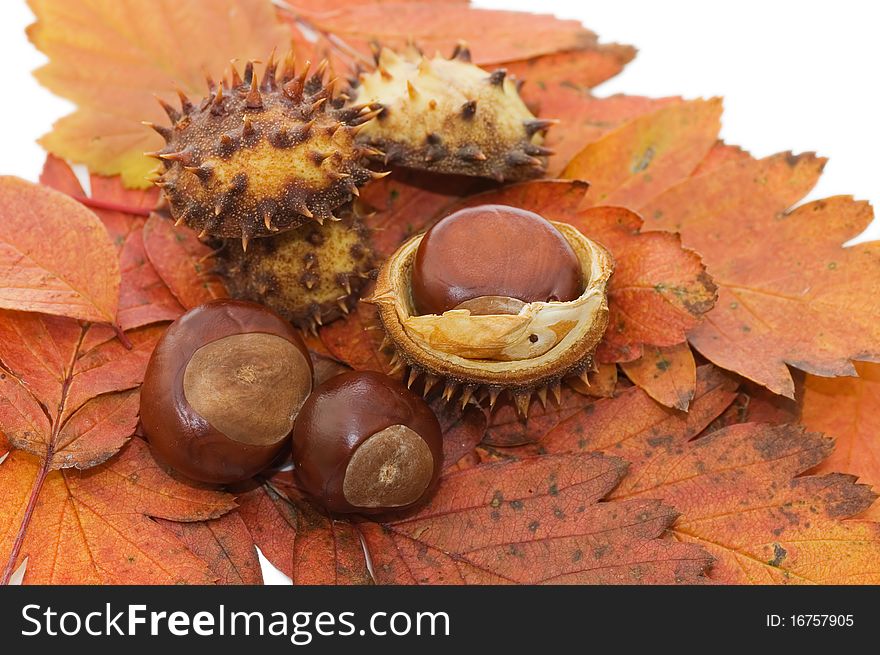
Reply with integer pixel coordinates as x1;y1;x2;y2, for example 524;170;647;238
292;371;443;514
140;299;313;484
411;204;583;315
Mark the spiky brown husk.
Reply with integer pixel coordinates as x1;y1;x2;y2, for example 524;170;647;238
346;45;554;182
369;221;612;418
147;52;385;245
216;210;374;334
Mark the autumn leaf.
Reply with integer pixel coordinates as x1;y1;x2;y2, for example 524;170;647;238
541;95;679;178
452;181;716;362
0;176;120;323
484;384;596;448
158;511;263;585
802;363;880;520
1;438;235;584
28;0;291;187
301;3;600;66
236;475;372;585
535;366;880;583
643;153;880;397
319;300;396;375
40;156;185;331
360;169;485;259
564;98;723;208
359;453;711;584
621;343;697;411
142;212;228;309
564;363;619;399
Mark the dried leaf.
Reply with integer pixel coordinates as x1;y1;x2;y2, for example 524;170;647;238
238;476;372;585
0;176;119;323
1;439;235;584
307;4;600;66
564;98;723;209
28;0;291;187
540;95;679;178
453;181;716;362
436;402;487;469
0;310;162;466
802;363;880;520
644;153;880;396
360;170;484;259
360;453;711;584
40;156;184;331
621;343;697;411
319;300;396;375
564;363;619;398
539;366;880;583
159;512;263;584
142;213;228;309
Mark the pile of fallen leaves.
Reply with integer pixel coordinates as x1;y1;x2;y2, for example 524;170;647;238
1;0;878;585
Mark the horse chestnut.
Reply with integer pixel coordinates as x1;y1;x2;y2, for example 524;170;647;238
411;204;583;315
140;299;313;484
292;371;443;513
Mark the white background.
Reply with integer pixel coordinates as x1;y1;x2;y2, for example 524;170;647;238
0;1;877;583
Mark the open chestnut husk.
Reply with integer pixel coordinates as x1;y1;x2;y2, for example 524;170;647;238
140;299;313;484
292;371;443;514
369;204;613;416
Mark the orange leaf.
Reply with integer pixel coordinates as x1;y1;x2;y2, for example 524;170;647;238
621;343;697;411
28;0;291;187
540;366;880;583
0;438;235;584
564;363;619;398
506;46;636;98
307;4;599;66
39;157;184;331
360;453;711;584
802;363;880;520
0;177;119;323
360;170;484;259
239;475;372;585
142;213;228;309
563;99;723;209
644;153;880;397
485;386;594;448
319;300;397;375
158;512;263;584
539;95;679;178
453;181;717;362
0;311;162;445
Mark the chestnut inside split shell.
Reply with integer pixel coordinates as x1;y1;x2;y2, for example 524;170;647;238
369;206;613;416
140;299;313;483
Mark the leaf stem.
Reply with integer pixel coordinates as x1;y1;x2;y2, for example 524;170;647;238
0;457;49;585
112;323;133;350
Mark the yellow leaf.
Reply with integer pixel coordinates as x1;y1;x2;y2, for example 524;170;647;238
27;0;290;187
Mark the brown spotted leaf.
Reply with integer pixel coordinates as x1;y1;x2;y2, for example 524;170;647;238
621;343;697;411
28;0;291;187
0;438;235;584
539;366;880;583
802;363;880;520
644;153;880;397
360;453;711;584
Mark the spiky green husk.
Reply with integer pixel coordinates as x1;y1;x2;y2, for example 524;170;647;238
147;53;385;246
216;211;374;333
346;45;554;182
